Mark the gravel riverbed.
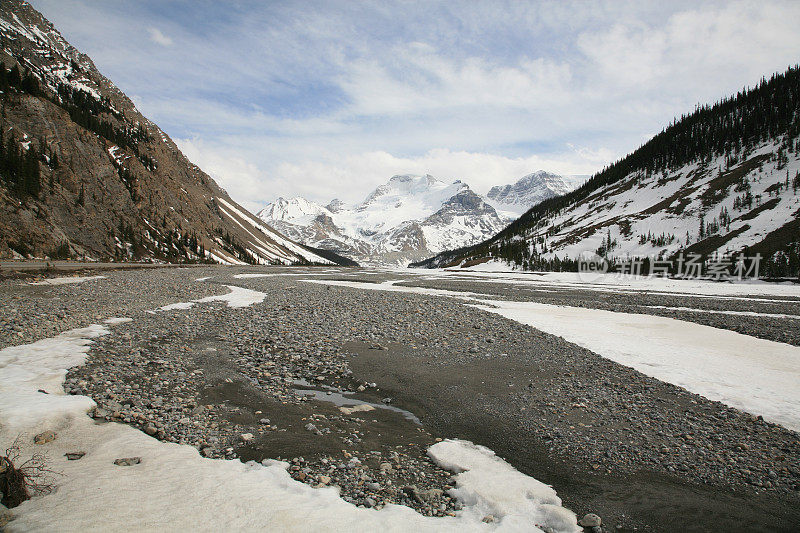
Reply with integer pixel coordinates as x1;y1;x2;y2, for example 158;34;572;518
2;266;799;532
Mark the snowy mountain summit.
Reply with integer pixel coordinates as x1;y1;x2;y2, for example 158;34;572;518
258;172;580;265
487;171;583;216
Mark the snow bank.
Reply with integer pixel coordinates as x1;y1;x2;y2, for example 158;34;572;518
428;440;580;532
646;305;800;320
29;275;106;286
0;324;108;436
159;302;196;311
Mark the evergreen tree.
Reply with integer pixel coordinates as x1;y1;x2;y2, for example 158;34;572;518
23;144;40;197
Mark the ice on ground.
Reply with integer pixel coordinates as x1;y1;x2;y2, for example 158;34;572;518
402;267;800;300
195;276;212;282
103;317;133;325
646;305;800;320
0;324;109;435
0;324;579;532
155;285;267;313
29;275;106;286
473;300;800;433
194;284;266;308
159;302;196;311
429;440;579;532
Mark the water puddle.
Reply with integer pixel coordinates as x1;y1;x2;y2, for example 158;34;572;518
292;379;421;424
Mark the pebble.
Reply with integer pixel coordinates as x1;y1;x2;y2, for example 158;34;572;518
33;431;56;444
64;451;86;460
113;457;142;466
579;513;602;527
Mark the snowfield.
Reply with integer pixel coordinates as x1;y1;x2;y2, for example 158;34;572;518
0;284;580;533
405;266;800;299
28;275;106;286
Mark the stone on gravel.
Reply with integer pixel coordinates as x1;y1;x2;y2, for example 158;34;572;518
340;404;375;415
579;513;602;527
113;457;141;466
33;431;56;444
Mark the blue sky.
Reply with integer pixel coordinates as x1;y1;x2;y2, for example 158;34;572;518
30;0;800;210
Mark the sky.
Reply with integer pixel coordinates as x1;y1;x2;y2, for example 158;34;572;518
30;0;800;211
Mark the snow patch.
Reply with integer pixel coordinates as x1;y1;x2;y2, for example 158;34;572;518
29;275;106;286
159;302;196;311
194;284;266;308
429;440;580;532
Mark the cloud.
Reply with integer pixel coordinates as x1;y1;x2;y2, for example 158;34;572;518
29;0;800;213
176;137;608;208
147;27;172;46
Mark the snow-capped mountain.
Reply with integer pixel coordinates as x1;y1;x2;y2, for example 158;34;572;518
259;174;545;265
414;67;800;276
486;171;586;217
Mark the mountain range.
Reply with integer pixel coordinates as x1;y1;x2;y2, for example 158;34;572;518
0;0;352;266
414;67;800;278
258;172;584;265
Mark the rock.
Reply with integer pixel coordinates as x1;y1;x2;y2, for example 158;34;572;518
379;462;393;474
144;425;158;436
416;488;443;502
340;404;375;415
579;513;602;527
259;418;271;425
381;397;393;404
33;431;56;444
318;475;331;485
113;457;141;466
482;515;495;523
240;433;254;442
200;447;216;457
65;451;86;461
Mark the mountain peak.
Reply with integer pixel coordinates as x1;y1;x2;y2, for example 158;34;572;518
326;198;345;213
484;171;578;216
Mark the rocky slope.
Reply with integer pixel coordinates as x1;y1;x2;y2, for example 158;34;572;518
414;67;800;277
259;173;580;265
0;0;348;266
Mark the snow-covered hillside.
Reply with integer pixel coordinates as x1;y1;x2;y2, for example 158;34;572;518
527;142;799;263
259;173;580;265
415;68;800;276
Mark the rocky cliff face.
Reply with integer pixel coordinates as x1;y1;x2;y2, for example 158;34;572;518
0;0;346;265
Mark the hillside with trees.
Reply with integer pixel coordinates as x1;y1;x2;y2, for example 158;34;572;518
413;66;800;279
